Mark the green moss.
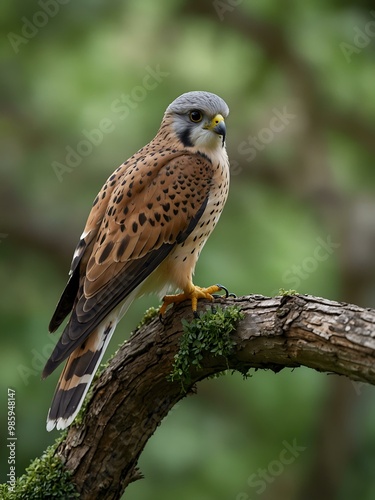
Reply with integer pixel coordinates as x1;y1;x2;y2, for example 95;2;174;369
0;435;79;499
278;288;299;296
135;306;160;330
74;391;92;427
168;305;244;389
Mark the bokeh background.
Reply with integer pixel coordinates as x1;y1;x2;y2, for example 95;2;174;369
2;1;375;498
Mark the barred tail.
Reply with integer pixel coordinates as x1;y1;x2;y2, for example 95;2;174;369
46;317;118;431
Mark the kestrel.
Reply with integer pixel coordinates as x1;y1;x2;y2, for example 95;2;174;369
43;91;230;431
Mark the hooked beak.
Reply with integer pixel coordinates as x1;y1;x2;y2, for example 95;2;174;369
205;114;226;145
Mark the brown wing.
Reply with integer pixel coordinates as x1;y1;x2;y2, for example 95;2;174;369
43;152;213;377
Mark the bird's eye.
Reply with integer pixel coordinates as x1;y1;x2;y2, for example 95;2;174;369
189;110;203;123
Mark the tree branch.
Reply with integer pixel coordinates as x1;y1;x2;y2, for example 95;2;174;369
53;294;375;499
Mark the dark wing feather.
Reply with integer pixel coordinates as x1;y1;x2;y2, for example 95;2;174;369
48;267;80;332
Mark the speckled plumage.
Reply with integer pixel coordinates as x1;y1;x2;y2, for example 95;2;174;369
43;91;230;431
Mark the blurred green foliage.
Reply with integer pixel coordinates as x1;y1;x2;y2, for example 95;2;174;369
1;0;375;498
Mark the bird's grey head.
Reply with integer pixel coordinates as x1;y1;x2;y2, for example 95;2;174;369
165;91;229;149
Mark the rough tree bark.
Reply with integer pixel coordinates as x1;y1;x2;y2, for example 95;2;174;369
55;294;375;499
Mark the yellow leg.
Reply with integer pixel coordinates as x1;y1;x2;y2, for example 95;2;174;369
159;283;227;317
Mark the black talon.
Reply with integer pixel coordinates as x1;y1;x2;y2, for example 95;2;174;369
193;310;199;319
212;284;229;298
159;314;165;324
217;284;229;298
228;292;237;298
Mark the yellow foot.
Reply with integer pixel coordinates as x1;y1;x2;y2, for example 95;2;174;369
159;284;229;319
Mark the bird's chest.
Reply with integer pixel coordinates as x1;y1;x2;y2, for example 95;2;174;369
175;160;229;260
152;158;230;292
201;161;230;230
